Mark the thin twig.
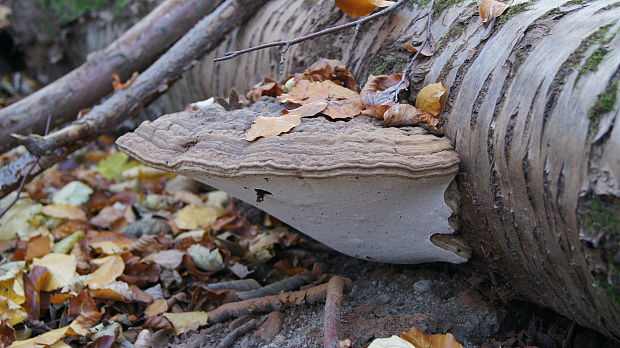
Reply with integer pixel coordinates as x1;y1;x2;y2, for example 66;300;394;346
214;0;407;62
323;276;347;348
215;316;267;348
0;115;51;219
394;0;436;98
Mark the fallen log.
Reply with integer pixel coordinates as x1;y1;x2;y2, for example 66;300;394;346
0;0;224;154
115;0;620;339
0;0;268;197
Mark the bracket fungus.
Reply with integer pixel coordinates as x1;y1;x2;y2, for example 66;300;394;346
116;99;468;264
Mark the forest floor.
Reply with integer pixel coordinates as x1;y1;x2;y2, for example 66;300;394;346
1;133;618;348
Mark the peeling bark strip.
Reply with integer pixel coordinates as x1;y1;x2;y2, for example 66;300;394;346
0;0;269;198
0;0;225;154
117;0;620;339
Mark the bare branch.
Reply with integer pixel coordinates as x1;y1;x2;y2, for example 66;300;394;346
214;0;407;62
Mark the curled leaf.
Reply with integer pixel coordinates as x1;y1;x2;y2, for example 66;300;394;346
335;0;395;17
400;327;463;348
479;0;510;28
405;41;435;57
381;104;438;127
415;82;447;117
188;245;225;272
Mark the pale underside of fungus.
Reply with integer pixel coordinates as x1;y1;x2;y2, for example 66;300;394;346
116;99;468;264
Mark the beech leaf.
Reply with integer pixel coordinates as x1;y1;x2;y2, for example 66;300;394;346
478;0;510;28
381;104;438;127
174;205;222;230
52;181;93;206
0;296;27;326
188;245;225;272
334;0;395;17
163;311;209;335
30;254;77;291
245;113;301;141
400;327;464;348
42;204;87;221
85;255;125;289
415;82;447;117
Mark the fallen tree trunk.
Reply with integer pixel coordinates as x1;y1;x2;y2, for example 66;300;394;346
0;0;223;154
118;0;620;339
0;0;268;197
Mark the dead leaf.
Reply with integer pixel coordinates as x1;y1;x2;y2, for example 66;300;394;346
8;324;82;347
0;262;26;305
68;290;103;333
381;104;438;127
85;255;125;289
112;72;139;92
90;281;153;303
359;74;407;118
42;204;87;221
0;296;27;326
479;0;510;28
143;315;173;330
415;82;447;117
246;102;328;141
245;113;301;141
145;299;168;317
188;245;225;272
89;239;133;255
405;41;435;57
304;58;358;90
400;327;464;348
24;234;52;261
30;253;77;291
278;80;362;119
90;205;126;229
369;335;415;348
247;77;282;102
148;249;185;270
0;318;16;347
335;0;395;17
163;311;209;335
174;205;222;230
23;266;49;320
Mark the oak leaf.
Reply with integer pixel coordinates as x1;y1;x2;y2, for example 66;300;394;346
478;0;510;28
335;0;395;17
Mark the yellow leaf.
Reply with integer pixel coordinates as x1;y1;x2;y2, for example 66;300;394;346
41;204;87;221
145;299;168;317
85;255;124;289
334;0;395;17
0;296;27;326
478;0;510;28
89;240;133;255
0;262;26;305
400;327;463;348
9;325;81;347
174;205;222;230
415;82;447;117
89;281;152;303
245;113;302;141
163;312;209;335
30;254;77;291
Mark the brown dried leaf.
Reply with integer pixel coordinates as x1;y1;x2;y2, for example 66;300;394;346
360;104;391;119
381;104;438;127
42;204;87;221
334;0;395;17
148;249;185;270
69;290;103;332
85;255;125;289
23;266;49;320
24;234;52;261
405;42;435;57
304;58;358;90
90;281;153;303
0;318;16;347
360;74;405;115
145;299;168;317
143;315;173;330
478;0;510;28
278;80;362;120
245;113;302;141
400;327;463;348
30;253;77;291
415;82;447;117
247;77;282;102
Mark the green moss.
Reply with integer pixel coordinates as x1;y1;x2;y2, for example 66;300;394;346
432;0;466;18
601;1;620;10
445;20;466;40
588;81;618;134
372;56;407;75
564;0;587;5
497;2;533;25
582;195;620;234
579;47;609;75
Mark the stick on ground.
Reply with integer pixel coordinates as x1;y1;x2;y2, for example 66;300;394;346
207;276;353;325
323;276;347;348
215;316;268;348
